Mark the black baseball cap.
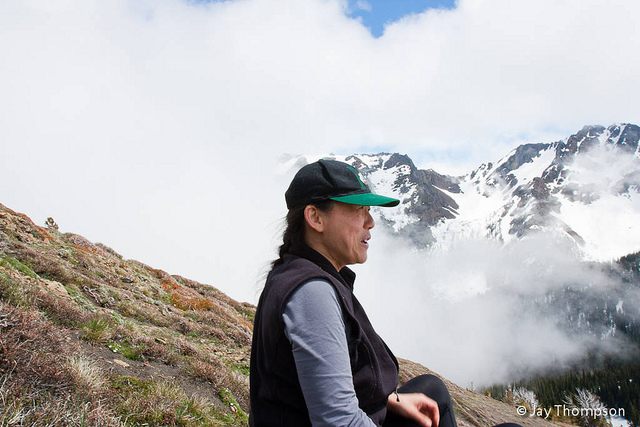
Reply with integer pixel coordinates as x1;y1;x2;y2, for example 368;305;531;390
285;159;400;209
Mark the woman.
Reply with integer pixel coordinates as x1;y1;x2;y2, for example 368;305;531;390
250;159;501;427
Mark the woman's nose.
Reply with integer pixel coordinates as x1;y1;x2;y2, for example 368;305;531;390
365;210;374;229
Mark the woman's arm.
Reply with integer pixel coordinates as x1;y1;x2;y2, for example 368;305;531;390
283;279;377;427
386;392;440;427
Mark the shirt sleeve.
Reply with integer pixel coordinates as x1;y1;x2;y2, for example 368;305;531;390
283;279;377;427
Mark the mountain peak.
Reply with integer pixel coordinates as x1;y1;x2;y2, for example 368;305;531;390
290;124;640;259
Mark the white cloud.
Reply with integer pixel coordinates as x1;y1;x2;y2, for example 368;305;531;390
356;0;372;12
357;229;635;386
1;0;639;382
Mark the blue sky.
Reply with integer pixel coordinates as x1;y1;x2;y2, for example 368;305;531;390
347;0;455;37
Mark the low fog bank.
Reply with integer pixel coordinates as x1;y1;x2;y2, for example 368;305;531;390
356;223;639;387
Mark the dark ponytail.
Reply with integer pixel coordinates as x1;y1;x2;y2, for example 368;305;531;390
272;200;334;268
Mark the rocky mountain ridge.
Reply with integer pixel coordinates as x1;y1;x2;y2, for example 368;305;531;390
290;123;640;260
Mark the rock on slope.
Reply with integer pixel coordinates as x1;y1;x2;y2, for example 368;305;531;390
0;202;557;426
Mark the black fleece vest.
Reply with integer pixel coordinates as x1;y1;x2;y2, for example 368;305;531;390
249;246;399;426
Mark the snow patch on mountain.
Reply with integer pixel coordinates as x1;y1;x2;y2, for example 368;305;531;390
429;143;557;248
552;137;640;261
556;186;640;261
430;181;509;247
367;167;419;232
510;145;556;184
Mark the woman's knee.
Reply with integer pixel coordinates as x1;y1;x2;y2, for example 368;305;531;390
399;374;451;405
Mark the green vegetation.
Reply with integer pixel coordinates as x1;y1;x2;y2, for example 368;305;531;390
219;387;249;424
228;360;250;376
0;255;38;278
618;251;640;283
112;375;241;426
82;316;113;343
0;270;30;306
106;339;147;361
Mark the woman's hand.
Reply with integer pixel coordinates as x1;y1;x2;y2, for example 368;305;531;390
387;392;440;427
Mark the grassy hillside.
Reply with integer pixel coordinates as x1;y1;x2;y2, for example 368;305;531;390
0;203;559;426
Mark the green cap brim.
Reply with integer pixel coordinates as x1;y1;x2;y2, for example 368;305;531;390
330;193;400;207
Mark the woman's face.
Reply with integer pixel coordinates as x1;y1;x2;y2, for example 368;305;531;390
318;202;375;271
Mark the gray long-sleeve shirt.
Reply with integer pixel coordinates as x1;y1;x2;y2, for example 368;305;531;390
283;279;378;427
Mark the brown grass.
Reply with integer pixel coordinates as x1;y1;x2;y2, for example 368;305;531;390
0;302;122;426
0;203;251;424
32;286;90;326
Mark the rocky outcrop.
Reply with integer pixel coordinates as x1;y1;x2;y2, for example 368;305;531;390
338;124;640;254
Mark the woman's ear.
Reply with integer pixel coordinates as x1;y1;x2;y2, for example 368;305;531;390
304;205;324;233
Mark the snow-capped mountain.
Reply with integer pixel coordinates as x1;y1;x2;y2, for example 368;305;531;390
433;123;640;262
288;123;640;262
282;123;640;385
